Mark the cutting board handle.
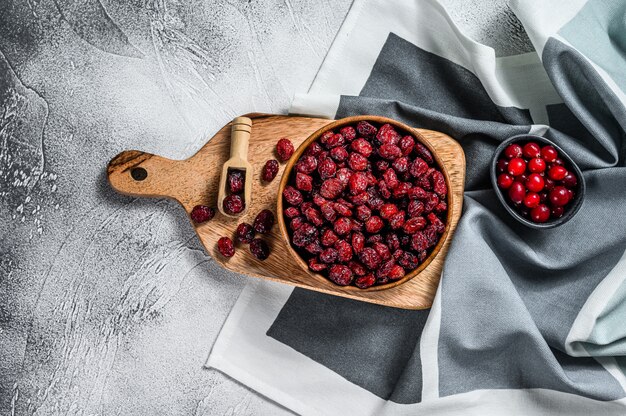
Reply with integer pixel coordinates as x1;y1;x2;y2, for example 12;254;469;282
107;150;186;201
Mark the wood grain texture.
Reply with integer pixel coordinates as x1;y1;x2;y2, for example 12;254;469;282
108;114;465;309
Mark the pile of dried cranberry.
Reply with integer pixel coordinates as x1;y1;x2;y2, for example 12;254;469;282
283;121;448;288
223;169;246;215
496;140;579;223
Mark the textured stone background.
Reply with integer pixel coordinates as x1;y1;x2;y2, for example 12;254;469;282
0;0;531;414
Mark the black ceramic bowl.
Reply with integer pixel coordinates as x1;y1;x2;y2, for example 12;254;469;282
490;134;586;229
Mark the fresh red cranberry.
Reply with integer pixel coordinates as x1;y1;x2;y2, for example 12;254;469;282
523;192;540;208
253;209;275;234
223;194;245;215
504;143;523;159
191;205;215;223
551;206;564;218
496;159;509;173
541;145;558;162
235;223;255;244
522;142;541;159
328;264;354;286
526;173;545;193
530;204;550;223
497;173;514;189
276;138;294;162
549;186;570;207
548;165;567;181
544;178;555;191
562;172;578;188
508;158;526;176
249;238;270;260
217;237;235;257
261;160;279;182
528;158;546;173
508;182;526;204
552;158;564;166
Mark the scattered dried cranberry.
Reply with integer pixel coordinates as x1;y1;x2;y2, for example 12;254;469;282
235;223;255;244
191;205;215;223
262;160;279;182
249;238;270;260
253;209;275;234
223;194;245;215
276;138;294;162
217;237;235;257
227;169;245;194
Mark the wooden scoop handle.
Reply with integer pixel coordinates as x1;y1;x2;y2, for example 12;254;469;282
107;150;187;202
229;117;252;161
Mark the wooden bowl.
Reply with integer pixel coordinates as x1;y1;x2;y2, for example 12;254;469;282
277;115;455;292
490;134;586;229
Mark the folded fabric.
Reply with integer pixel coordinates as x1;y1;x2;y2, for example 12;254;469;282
207;0;626;414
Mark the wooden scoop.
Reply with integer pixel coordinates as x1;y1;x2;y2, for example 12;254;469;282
217;117;253;217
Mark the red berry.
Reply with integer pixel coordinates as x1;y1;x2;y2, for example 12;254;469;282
523;142;541;159
376;124;401;145
235;223;255;244
414;143;434;164
227;169;245;194
355;205;372;221
382;168;399;189
352;232;365;254
191;205;215;223
349;172;369;195
262;160;279;182
508;182;526;204
508;158;526;176
378;144;402;160
284;206;300;218
359;247;382;270
549;186;570;207
403;217;426;234
356;121;377;139
551;206;564;218
283;185;303;206
528;158;546;173
320;178;343;199
348;152;368;171
497;173;514;189
355;274;376;289
388;265;406;281
340;126;357;141
330;146;348;162
318;157;337;179
334;217;352;235
380;203;399;220
504;144;523;159
562;172;578;188
548;165;567;181
496;159;509;173
351;138;373;157
253;209;275;234
335;239;353;262
541;145;558;162
365;216;384;233
523;192;540;208
223;194;245;214
295;172;313;192
295;155;318;174
335;168;353;186
544;178;555;191
525;173;545;193
276;138;294;162
392;156;409;173
249;238;270;260
530;204;550;223
217;237;235;257
319;247;338;263
328;265;353;286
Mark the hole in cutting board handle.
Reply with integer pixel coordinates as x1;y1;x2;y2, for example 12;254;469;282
131;167;148;181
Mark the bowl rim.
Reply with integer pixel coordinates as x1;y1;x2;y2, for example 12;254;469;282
277;115;454;292
490;134;586;229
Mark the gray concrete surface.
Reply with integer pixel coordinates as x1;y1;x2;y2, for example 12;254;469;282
0;0;531;414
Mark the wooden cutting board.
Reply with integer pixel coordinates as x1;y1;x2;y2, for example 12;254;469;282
107;113;465;309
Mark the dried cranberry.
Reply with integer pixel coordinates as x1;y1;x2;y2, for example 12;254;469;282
408;186;427;200
351;138;373;157
412;232;429;252
424;193;439;213
223;194;245;215
376;259;396;280
295;155;318;174
318;157;337;179
403;217;426;234
373;242;392;261
376;124;401;145
356;121;377;139
305;240;323;255
333;201;352;217
319;248;338;264
276;138;294;162
292;223;317;247
399;252;419;270
321;229;339;246
262;160;279;182
249;238;270;260
380;203;399;220
348;172;368;195
407;200;425;217
431;170;447;197
290;217;305;231
378;144;402;160
228;169;245;194
348;261;367;276
378;180;392;199
330;146;349;161
410;158;429;178
252;210;274;234
375;160;390;172
308;257;327;272
295;172;313;192
320;178;343;199
191;205;215;223
334;217;352;236
321;203;337;222
389;211;405;229
399;136;415;156
355;205;372;221
217;237;235;257
352;232;365;254
335;240;353;262
328;265;354;286
284;206;300;218
386;233;401;251
305;142;323;158
359;247;382;270
427;212;445;234
365;216;384;233
351;192;369;206
283;186;303;206
348;152;368;171
336;168;353;186
235;223;255;244
392;157;409;174
383;168;399;189
304;207;324;226
340;126;357;141
392;182;411;198
414;142;433;164
355;274;376;289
